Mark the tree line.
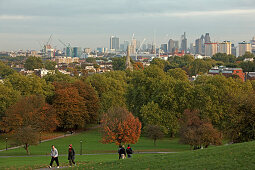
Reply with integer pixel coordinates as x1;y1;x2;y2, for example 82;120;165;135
1;52;255;153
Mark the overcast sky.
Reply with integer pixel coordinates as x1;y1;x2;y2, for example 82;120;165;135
0;0;255;51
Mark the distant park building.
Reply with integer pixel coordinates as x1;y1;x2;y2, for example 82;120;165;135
205;43;218;57
110;36;120;50
239;41;251;56
218;41;232;55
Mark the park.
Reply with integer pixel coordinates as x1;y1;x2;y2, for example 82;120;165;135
0;128;255;169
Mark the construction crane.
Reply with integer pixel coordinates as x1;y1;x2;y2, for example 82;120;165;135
58;39;73;57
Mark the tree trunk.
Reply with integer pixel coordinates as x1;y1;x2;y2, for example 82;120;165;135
154;139;156;146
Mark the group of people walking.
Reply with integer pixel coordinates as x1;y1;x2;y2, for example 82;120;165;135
118;144;133;159
49;144;133;168
49;144;75;169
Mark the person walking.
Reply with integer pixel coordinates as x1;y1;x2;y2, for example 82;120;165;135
49;145;59;169
118;145;122;159
68;144;76;166
119;145;126;159
126;145;133;158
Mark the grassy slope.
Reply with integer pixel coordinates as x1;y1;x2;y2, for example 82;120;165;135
0;129;189;156
74;141;255;170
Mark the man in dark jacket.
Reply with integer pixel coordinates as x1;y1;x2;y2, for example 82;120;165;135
68;144;75;166
119;145;126;159
118;145;122;159
126;145;133;158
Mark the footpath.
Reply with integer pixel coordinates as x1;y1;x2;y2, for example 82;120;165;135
0;133;73;152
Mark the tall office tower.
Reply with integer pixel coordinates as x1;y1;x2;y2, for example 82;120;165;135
239;41;252;56
66;47;72;57
195;39;203;55
123;40;129;51
204;33;211;43
130;39;137;54
174;41;179;51
218;41;232;55
181;32;187;53
231;44;237;57
110;36;120;50
251;36;255;55
205;43;218;57
120;44;125;51
200;35;205;55
161;44;168;53
73;47;82;58
190;43;195;54
168;39;174;53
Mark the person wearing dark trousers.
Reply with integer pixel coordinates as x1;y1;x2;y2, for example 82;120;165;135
118;145;122;159
49;145;59;169
126;145;133;158
68;144;76;166
120;145;126;159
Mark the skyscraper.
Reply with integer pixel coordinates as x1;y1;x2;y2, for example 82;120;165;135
168;39;179;53
130;39;137;54
73;47;82;58
231;44;237;57
251;36;255;55
218;41;232;55
239;41;251;56
161;44;168;53
181;32;187;53
204;33;211;43
205;43;218;57
195;39;203;55
110;36;120;50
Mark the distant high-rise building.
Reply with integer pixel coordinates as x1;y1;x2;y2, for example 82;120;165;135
200;35;205;55
168;39;174;53
124;40;129;51
251;36;255;55
218;41;232;55
204;33;211;43
239;41;252;56
110;36;120;50
84;48;91;54
181;32;187;53
168;39;179;53
190;43;195;54
73;47;82;58
231;44;237;57
195;39;203;55
161;44;168;53
205;43;218;57
174;41;179;51
130;39;137;54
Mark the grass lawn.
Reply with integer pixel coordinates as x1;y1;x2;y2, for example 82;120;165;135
71;141;255;170
0;129;190;156
1;141;255;169
0;132;65;150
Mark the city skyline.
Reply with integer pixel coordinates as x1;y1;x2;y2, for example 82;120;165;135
0;0;255;51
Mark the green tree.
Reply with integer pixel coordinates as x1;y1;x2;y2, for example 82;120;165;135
24;56;43;70
44;60;56;70
0;61;14;78
112;57;126;71
144;124;164;146
189;59;212;76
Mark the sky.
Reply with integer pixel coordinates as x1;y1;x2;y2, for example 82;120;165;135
0;0;255;51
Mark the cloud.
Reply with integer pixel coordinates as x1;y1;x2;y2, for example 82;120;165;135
159;9;255;17
0;15;34;20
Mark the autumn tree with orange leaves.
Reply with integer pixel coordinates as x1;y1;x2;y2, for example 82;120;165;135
101;107;141;145
52;82;88;130
1;95;58;154
1;95;58;133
